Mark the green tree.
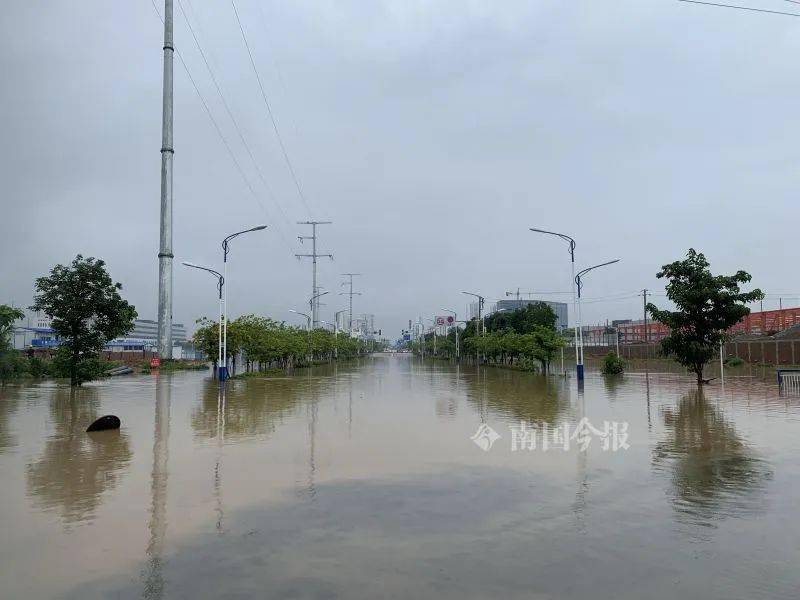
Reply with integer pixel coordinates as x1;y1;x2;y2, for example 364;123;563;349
0;305;26;383
31;255;137;386
646;249;763;386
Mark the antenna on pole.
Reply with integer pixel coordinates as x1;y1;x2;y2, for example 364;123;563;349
295;221;333;328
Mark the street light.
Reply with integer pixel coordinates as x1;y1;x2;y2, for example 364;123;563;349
441;308;459;361
220;225;267;380
310;291;329;324
289;309;312;359
183;262;224;379
334;309;347;359
574;259;620;381
529;227;579;378
462;292;485;364
426;317;437;356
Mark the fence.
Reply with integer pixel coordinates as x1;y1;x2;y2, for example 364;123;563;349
581;339;800;366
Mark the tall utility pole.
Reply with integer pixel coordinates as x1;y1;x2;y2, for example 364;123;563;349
340;273;362;331
642;289;649;344
157;0;175;360
296;221;332;329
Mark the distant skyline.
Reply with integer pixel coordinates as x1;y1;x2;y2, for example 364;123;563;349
2;0;796;336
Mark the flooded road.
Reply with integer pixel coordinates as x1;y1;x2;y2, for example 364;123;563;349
1;354;799;599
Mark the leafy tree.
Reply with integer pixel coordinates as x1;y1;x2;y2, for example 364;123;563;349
0;305;24;349
483;302;558;334
0;305;25;383
31;255;137;386
646;249;763;386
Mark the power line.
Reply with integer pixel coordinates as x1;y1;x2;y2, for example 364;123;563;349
177;0;294;233
149;0;294;251
230;0;315;219
677;0;800;17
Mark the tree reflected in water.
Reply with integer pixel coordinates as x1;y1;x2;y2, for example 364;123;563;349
653;389;772;529
191;375;328;442
26;386;132;524
463;367;571;425
0;385;22;451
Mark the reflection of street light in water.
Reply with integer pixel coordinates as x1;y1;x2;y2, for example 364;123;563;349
144;373;171;599
215;384;226;533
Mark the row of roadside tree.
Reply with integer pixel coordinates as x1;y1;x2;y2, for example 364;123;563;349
193;315;377;375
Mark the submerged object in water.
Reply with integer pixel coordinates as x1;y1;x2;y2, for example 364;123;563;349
86;415;121;432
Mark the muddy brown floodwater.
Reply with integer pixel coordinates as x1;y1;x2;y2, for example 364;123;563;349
1;354;799;599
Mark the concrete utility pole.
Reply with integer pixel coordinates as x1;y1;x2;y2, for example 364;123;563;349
340;273;362;332
296;221;332;329
157;0;175;359
642;289;649;344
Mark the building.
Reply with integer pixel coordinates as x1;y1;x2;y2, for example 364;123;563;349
485;299;569;330
614;307;800;345
13;315;188;353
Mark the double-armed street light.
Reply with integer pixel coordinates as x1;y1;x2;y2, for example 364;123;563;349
441;308;460;361
574;259;620;381
182;262;224;379
529;227;579;378
219;225;267;380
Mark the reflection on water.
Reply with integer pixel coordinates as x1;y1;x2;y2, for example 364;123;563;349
2;357;800;599
26;386;132;524
463;367;572;425
653;389;773;529
143;374;170;600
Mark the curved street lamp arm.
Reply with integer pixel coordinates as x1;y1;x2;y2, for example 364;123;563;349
182;262;224;298
574;259;620;297
222;225;268;260
529;227;576;260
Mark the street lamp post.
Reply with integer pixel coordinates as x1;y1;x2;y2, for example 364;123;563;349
427;318;437;356
462;291;485;364
574;259;620;380
442;308;459;361
289;309;312;360
221;225;267;380
334;309;347;359
310;291;329;326
529;228;578;377
182;262;224;379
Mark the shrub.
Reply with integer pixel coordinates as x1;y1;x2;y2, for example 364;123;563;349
27;356;49;378
601;351;625;375
724;356;744;367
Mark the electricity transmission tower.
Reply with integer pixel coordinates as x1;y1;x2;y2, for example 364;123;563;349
296;221;333;328
339;273;362;331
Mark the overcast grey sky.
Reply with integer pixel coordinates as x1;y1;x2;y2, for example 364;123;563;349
1;0;797;335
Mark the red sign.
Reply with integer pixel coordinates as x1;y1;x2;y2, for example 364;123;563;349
446;316;455;324
436;316;446;326
150;358;161;368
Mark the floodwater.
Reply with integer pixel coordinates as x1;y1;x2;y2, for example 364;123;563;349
1;355;799;599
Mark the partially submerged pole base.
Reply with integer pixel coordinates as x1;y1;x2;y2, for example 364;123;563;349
218;366;229;382
576;364;585;381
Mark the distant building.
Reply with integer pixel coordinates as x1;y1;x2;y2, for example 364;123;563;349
13;314;188;353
